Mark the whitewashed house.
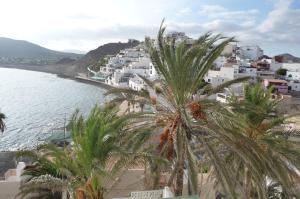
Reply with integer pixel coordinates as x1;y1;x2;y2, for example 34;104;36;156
221;43;237;56
213;56;228;69
105;55;157;88
288;81;300;92
286;71;300;81
236;45;263;61
129;75;145;91
237;66;257;78
270;62;300;73
204;66;236;86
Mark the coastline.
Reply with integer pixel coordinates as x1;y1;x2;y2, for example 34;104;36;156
0;65;122;177
0;64;112;90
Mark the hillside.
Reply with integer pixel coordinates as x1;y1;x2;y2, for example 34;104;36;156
0;37;82;65
274;53;300;63
0;38;140;77
75;39;140;73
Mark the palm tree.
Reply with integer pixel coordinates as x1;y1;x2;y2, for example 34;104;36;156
106;21;249;196
215;84;300;198
17;105;155;199
0;112;6;133
16;150;66;199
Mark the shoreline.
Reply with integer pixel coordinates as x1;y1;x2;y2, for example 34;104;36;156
0;65;120;153
0;64;112;90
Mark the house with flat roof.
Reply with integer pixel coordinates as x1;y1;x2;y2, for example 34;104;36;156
263;78;288;94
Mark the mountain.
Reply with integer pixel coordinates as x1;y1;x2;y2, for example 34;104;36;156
274;53;300;63
0;37;83;64
75;39;140;73
0;38;140;77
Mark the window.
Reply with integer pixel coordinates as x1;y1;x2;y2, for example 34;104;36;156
208;79;211;82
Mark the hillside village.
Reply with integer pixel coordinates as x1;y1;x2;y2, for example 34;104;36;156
84;32;300;105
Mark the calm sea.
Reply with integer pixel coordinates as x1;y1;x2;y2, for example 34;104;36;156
0;68;108;151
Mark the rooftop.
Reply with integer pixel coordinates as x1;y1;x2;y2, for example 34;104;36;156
264;78;288;83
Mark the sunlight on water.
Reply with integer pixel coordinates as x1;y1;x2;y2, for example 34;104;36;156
0;68;108;151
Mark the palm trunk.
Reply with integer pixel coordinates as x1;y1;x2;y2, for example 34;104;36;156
175;158;184;196
175;130;185;196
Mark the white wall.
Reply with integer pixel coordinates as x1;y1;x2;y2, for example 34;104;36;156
286;71;300;81
205;67;235;86
214;56;227;68
237;45;263;61
216;93;229;103
288;82;300;91
270;63;300;73
282;63;300;72
129;78;145;91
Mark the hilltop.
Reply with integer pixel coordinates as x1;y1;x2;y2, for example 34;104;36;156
0;37;82;65
274;53;300;63
74;39;140;73
49;39;140;76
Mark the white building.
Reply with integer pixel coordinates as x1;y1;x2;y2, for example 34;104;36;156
237;67;257;77
213;56;227;69
286;71;300;81
204;66;236;86
105;52;158;88
257;70;275;78
129;75;145;91
288;81;300;92
281;63;300;72
270;62;300;72
236;45;264;61
221;43;237;56
165;31;194;45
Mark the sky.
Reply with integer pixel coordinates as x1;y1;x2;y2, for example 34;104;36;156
0;0;299;56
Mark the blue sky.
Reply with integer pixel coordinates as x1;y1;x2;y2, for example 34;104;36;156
0;0;299;56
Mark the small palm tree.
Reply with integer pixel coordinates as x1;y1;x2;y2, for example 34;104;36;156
16;150;66;199
215;84;300;198
0;112;6;133
17;105;159;199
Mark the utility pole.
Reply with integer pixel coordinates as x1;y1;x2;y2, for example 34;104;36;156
63;113;66;148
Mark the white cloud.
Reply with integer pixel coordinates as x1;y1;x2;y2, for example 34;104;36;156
199;5;259;21
0;0;299;55
257;0;300;43
258;0;293;32
195;1;300;49
198;5;226;14
177;7;192;15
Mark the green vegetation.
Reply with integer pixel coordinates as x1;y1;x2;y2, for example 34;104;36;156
17;105;158;199
223;84;300;198
90;57;108;71
276;68;287;76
